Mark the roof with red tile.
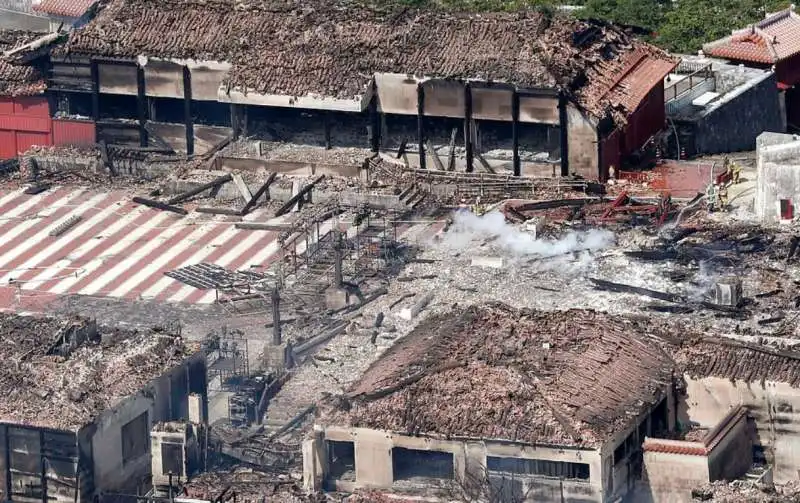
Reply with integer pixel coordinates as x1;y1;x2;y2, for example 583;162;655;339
704;8;800;64
605;49;678;113
0;30;46;96
33;0;94;18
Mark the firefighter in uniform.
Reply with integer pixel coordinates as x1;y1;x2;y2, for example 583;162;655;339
718;184;729;210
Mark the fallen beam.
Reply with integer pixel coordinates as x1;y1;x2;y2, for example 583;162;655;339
293;321;348;354
514;199;594;212
274;174;324;217
132;196;188;215
589;277;685;304
232;173;253;201
474;151;496;174
241;172;277;215
195;206;242;216
167;173;233;205
235;222;292;231
426;140;446;171
24;183;50;195
447;128;457;171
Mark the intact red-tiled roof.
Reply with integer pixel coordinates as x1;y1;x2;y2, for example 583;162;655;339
643;439;708;456
33;0;94;17
704;8;800;64
64;0;675;123
0;30;46;96
320;304;675;448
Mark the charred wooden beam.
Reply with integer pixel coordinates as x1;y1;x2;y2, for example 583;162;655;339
464;82;473;173
24;183;50;195
132;196;188;215
98;139;116;176
558;91;569;177
136;65;147;147
167;174;232;205
417;83;426;170
369;96;381;153
274;174;324;217
447;128;457;171
474;151;495;174
235;222;292;231
195;207;242;216
241;171;277;215
512;90;520;177
272;287;281;345
144;123;176;154
182;65;193;156
90;59;99;142
230;104;240;139
324;112;332;150
589;277;685;304
426;139;445;171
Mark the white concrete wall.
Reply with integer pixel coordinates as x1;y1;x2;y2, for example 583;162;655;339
682;375;800;482
755;135;800;222
643;449;709;503
318;426;604;502
142;59;184;99
98;63;137;96
566;104;598;179
374;73;418;115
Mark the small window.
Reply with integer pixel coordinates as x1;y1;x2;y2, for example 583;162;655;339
486;456;590;480
327;441;355;480
393;447;454;480
780;199;794;220
121;411;149;465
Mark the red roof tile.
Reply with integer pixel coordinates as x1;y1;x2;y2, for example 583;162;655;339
704;8;800;64
643;440;709;456
33;0;94;18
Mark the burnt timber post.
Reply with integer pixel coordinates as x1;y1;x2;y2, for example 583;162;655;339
558;91;569;177
230;104;240;140
511;89;520;177
416;82;426;170
324;112;332;150
333;230;343;287
182;65;194;156
136;65;148;147
271;287;281;345
89;59;99;142
369;96;381;153
464;82;473;173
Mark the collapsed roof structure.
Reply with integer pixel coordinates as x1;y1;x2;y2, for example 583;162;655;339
62;0;675;125
323;303;674;448
0;30;47;96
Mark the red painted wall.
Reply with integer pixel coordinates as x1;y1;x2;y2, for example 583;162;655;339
623;84;666;155
52;119;96;146
0;96;53;159
776;54;800;87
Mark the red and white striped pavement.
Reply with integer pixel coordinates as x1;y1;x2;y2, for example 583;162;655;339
0;185;447;311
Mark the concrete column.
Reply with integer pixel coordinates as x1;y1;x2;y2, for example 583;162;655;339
182;65;194;156
417;82;426;170
355;430;393;487
464;82;473;173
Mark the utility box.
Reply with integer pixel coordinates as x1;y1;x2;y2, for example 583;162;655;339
151;422;202;492
712;278;743;307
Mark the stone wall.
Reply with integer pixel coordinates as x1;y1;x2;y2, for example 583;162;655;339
755;132;800;221
690;73;784;156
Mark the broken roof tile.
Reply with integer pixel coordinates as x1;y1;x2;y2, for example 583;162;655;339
320;304;675;448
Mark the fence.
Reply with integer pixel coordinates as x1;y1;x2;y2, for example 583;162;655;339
664;63;714;103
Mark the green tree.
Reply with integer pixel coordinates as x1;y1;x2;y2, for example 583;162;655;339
658;0;791;54
579;0;670;32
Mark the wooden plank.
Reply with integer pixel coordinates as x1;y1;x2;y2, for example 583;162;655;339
274;174;324;217
195;207;242;216
240;172;277;215
232;173;252;201
235;222;292;231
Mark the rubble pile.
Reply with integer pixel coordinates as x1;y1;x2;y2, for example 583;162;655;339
693;480;800;502
324;304;674;447
0;314;198;431
182;468;324;503
0;30;47;96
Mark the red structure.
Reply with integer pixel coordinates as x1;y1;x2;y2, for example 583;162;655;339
704;7;800;126
597;50;677;178
0;96;51;159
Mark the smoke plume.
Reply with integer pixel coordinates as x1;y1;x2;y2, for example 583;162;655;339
441;210;615;257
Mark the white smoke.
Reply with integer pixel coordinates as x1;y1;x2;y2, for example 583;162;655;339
440;210;615;258
688;260;715;302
